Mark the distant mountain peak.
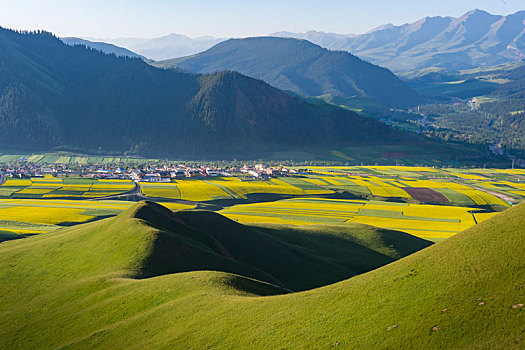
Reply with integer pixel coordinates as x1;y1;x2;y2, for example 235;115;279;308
464;8;492;16
61;37;144;58
85;34;225;61
164;33;192;39
366;23;396;33
271;9;525;72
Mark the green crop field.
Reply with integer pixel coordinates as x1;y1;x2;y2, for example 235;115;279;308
2;166;521;243
0;176;134;199
0;152;161;165
286;166;522;208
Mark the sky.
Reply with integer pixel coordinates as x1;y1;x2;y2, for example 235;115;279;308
0;0;523;39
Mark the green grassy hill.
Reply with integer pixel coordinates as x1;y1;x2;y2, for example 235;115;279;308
1;201;524;349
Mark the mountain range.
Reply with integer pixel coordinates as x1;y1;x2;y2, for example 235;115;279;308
154;37;421;107
273;9;525;71
0;27;419;159
74;9;525;72
89;33;224;61
60;37;144;59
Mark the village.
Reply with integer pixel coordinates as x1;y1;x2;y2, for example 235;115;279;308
0;161;300;184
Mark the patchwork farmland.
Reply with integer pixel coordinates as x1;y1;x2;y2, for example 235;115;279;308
1;165;523;243
0;199;195;239
134;166;524;208
140;177;332;201
0;176;135;199
0;196;494;243
219;198;496;241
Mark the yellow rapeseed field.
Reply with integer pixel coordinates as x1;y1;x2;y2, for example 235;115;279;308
453;189;508;206
501;181;525;190
0;206;94;225
347;216;467;235
318;177;343;186
302;178;329;186
220;198;487;240
209;178;309;199
81;192;117;198
140;183;181;199
474;212;499;223
368;186;411;198
2;179;32;187
174;180;231;201
160;202;196;211
90;184;134;191
15;188;56;195
224;213;315;226
3;228;50;234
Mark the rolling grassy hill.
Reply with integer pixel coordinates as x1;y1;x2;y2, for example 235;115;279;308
0;201;433;348
0;201;523;348
154;37;421;108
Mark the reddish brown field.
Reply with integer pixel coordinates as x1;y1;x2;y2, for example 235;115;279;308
402;187;449;203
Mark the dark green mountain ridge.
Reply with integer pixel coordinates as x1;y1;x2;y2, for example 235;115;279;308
153;36;421;108
0;27;422;159
60;37;144;59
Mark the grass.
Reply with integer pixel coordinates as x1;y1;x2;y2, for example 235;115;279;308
0;202;523;348
330;149;355;161
433;188;476;206
0;202;433;348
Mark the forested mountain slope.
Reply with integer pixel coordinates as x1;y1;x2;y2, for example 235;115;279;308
154;37;421;107
0;28;419;158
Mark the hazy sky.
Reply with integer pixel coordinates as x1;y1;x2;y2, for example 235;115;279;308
0;0;523;39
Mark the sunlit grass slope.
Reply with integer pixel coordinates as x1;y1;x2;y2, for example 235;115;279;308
1;202;523;349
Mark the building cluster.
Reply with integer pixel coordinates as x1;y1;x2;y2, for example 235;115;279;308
239;164;297;178
0;163;299;182
132;165;233;182
136;164;298;182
